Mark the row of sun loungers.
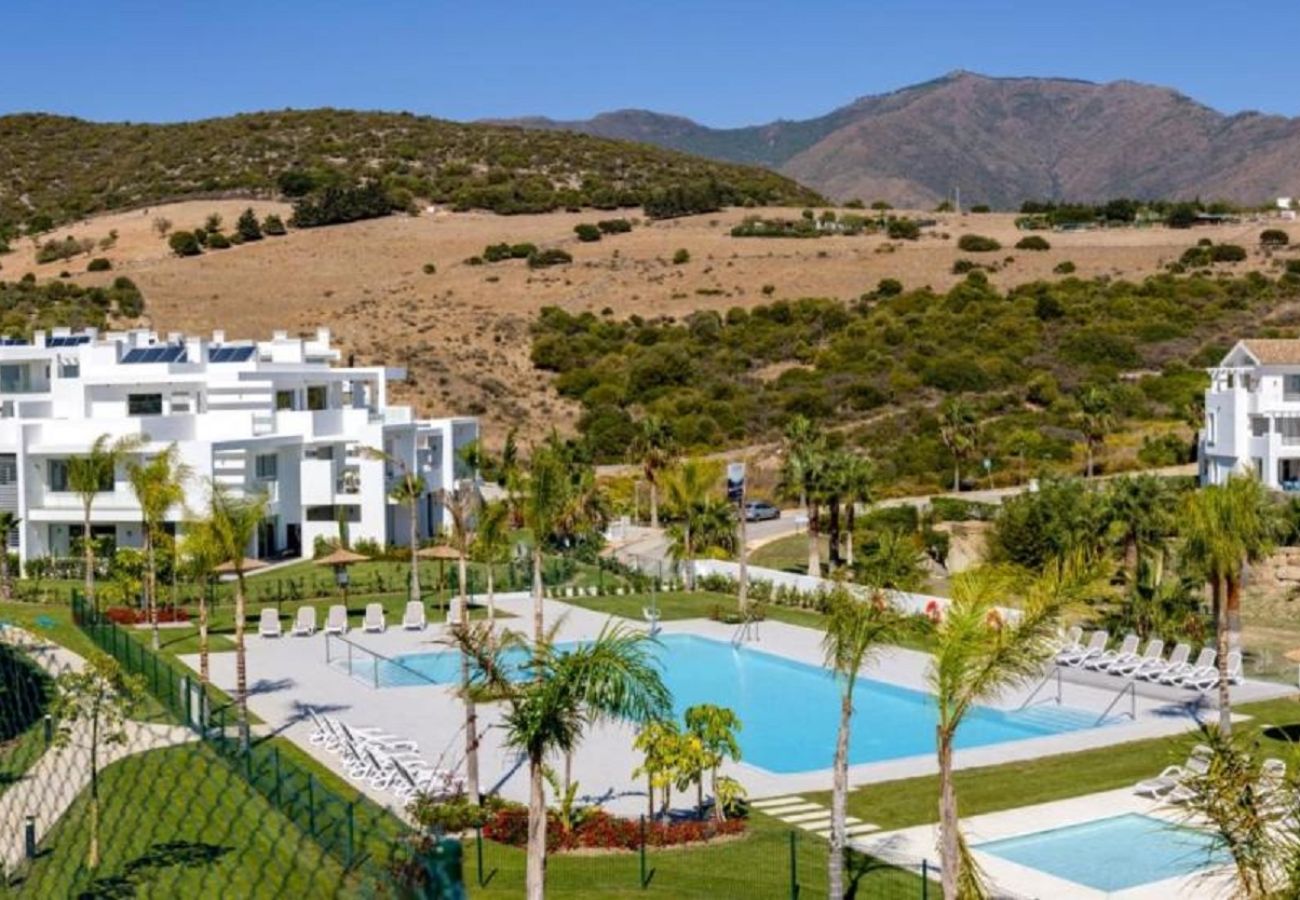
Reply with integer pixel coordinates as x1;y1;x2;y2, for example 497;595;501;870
258;602;430;638
307;708;464;803
1055;626;1244;691
1135;745;1287;803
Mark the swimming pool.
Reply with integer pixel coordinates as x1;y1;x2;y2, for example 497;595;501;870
976;813;1226;891
363;633;1101;773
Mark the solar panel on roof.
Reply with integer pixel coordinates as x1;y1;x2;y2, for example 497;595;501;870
121;345;186;364
209;345;255;363
121;348;148;363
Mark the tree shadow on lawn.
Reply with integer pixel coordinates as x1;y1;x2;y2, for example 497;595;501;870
76;840;233;898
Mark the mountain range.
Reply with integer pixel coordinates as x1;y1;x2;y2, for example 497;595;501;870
494;71;1300;209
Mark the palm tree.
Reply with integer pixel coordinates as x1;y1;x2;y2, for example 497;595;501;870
938;397;978;492
1075;385;1114;478
822;587;897;899
126;443;190;650
930;560;1089;898
363;445;426;605
438;482;481;805
662;459;721;590
630;415;676;528
683;704;741;823
840;454;873;568
1105;474;1175;580
855;529;928;591
471;499;512;624
515;440;572;643
781;415;821;511
0;511;19;601
178;518;222;685
68;433;144;610
204;483;268;751
450;621;670;900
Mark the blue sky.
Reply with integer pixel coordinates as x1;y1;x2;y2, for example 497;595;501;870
5;0;1294;125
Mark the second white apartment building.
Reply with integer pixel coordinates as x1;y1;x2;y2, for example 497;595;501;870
1202;339;1300;490
0;326;476;566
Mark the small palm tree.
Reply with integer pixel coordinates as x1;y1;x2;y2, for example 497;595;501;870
938;397;978;492
663;459;722;590
203;483;268;750
68;433;144;609
630;415;677;528
780;418;827;576
438;482;481;805
126;443;190;650
930;560;1089;898
1105;474;1175;580
0;511;19;601
683;704;742;822
178;518;222;685
840;454;873;568
1075;385;1114;478
450;620;670;900
471;499;512;624
822;587;897;899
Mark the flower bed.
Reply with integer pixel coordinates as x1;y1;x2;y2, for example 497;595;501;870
103;605;190;626
483;807;745;853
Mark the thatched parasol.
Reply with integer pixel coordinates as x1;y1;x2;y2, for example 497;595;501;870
313;547;370;568
214;557;268;575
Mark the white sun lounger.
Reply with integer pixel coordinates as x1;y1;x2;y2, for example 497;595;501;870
1137;642;1189;681
335;720;418;753
402;600;426;631
292;606;317;636
1134;744;1212;797
1112;638;1163;678
1184;650;1242;691
1086;633;1139;671
258;608;283;638
325;605;348;635
1161;647;1215;686
1058;630;1108;668
1054;625;1083;655
363;603;386;633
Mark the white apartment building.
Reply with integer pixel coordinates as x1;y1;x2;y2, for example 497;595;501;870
0;326;476;566
1202;339;1300;490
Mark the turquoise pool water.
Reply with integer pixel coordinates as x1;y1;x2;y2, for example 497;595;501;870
976;813;1226;891
362;633;1100;773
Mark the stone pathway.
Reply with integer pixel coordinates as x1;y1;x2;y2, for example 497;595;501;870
750;794;881;841
0;624;196;876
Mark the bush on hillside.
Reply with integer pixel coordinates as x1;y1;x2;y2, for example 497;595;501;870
206;232;231;250
597;218;632;234
574;223;602;242
886;218;920;240
958;234;1001;252
236;208;263;241
672;248;690;265
528;249;572;268
1015;235;1051;251
1261;229;1290;247
1212;243;1247;263
86;257;112;272
167;231;202;257
1053;260;1076;274
289;181;395;228
261;214;287;236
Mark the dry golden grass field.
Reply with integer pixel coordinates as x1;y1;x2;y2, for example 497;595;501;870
4;200;1295;444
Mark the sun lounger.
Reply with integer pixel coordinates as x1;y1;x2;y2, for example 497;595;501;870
324;605;348;635
1086;633;1139;671
1054;625;1083;655
1134;744;1212;797
402;600;427;631
1112;638;1163;678
1058;630;1108;668
336;720;418;753
292;606;317;637
258;608;282;638
1184;650;1241;691
1137;642;1189;682
1160;647;1215;686
363;603;385;633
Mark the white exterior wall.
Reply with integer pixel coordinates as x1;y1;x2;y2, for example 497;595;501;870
1202;342;1300;491
0;327;476;566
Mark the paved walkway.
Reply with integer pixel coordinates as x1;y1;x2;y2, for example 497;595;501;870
0;625;195;875
750;794;879;841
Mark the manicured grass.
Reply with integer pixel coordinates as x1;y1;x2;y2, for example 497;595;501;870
750;532;827;574
807;696;1300;833
0;599;100;659
15;744;366;898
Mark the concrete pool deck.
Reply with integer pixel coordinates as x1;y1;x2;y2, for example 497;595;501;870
856;788;1239;898
188;593;1295;820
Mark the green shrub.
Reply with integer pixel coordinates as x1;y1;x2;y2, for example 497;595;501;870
289;181;395;228
86;257;112;272
1211;243;1247;263
957;234;1001;252
236;208;263;241
672;248;690;265
528;248;572;268
970;204;991;213
422;262;436;275
597;218;632;234
1261;229;1290;247
36;236;88;264
1053;260;1076;274
1015;235;1051;251
876;278;903;297
262;214;287;236
929;497;997;522
509;243;537;259
870;200;893;211
206;232;231;249
886;218;920;240
574;223;602;242
483;243;513;262
951;259;979;274
167;231;202;257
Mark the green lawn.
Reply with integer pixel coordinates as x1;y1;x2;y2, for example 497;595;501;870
750;532;827;574
0;599;100;659
807;696;1300;832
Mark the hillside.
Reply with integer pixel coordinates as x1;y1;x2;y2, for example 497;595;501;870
0;109;823;228
497;71;1300;208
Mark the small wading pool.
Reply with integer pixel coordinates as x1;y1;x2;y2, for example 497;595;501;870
342;633;1103;773
975;813;1227;892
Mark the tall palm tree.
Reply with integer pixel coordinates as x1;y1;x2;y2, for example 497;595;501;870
822;587;897;899
0;511;19;601
1075;385;1115;479
68;433;144;610
840;454;873;568
178;518;222;685
515;439;572;643
1105;474;1175;580
438;483;481;805
938;397;978;492
450;621;670;900
929;560;1089;898
630;415;676;528
471;499;512;624
662;459;722;590
204;483;268;751
126;443;190;650
781;415;821;512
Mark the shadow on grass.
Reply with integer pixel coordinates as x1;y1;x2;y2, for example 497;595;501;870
1262;723;1300;743
76;840;232;898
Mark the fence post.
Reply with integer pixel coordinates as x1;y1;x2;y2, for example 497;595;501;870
273;747;282;807
789;830;798;900
639;814;647;888
476;826;484;887
308;774;316;836
24;816;36;860
921;859;929;900
346;801;355;868
43;714;52;747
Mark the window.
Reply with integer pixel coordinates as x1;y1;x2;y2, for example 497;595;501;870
1287;375;1300;397
1252;416;1269;438
307;445;334;461
128;393;162;416
275;390;295;411
306;385;329;411
48;459;68;492
0;455;15;485
306;505;360;523
0;365;28;393
1206;412;1217;445
255;453;278;481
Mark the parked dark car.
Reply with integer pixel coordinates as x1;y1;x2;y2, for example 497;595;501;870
743;501;781;522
